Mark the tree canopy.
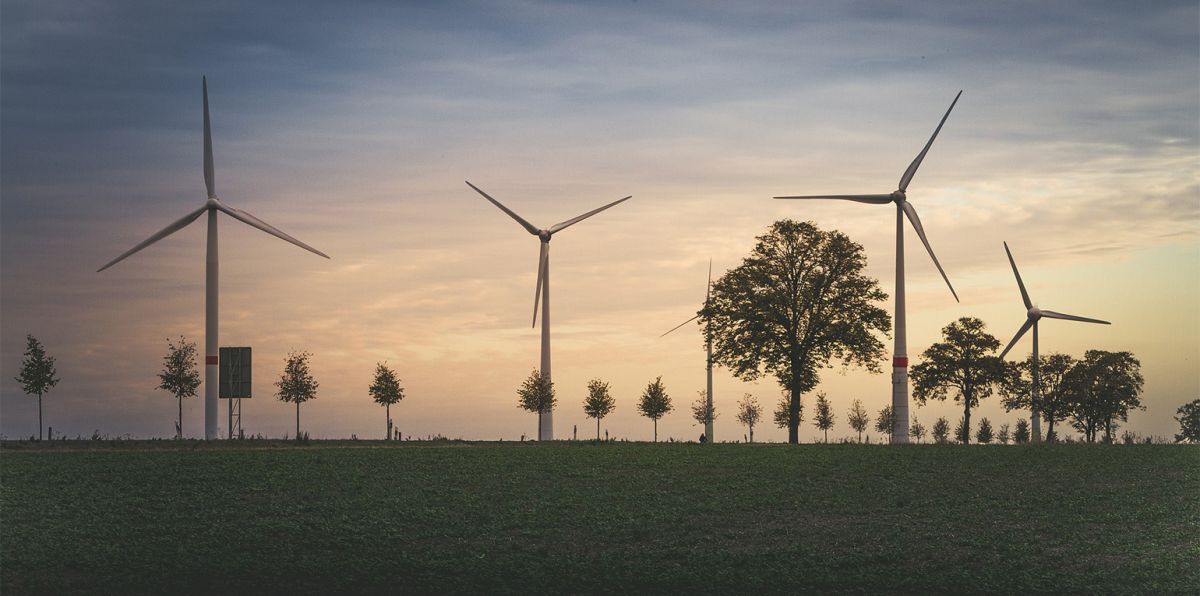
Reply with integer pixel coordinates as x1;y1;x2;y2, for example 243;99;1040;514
583;378;616;440
369;362;405;439
157;336;200;439
704;220;890;443
690;390;717;428
637;377;673;442
517;369;556;440
911;317;1006;444
15;334;59;441
1176;399;1200;444
813;392;835;442
735;393;762;443
1001;352;1076;442
847;399;870;443
276;351;319;439
1065;350;1143;443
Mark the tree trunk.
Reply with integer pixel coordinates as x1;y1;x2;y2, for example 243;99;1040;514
654;419;658;443
596;418;601;441
386;403;391;441
38;393;43;441
178;396;183;439
788;370;801;444
963;400;971;445
296;402;301;440
824;428;828;443
749;423;754;443
1046;415;1055;443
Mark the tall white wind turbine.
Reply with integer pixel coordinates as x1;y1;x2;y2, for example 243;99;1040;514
467;181;631;441
998;241;1110;442
775;91;963;444
662;259;714;442
98;77;330;440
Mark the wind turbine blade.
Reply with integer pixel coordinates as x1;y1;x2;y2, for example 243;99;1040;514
203;76;215;198
216;203;330;259
661;314;700;338
1003;241;1032;310
465;181;540;236
773;194;893;204
898;90;962;192
1040;310;1111;325
900;201;958;302
532;242;547;327
548;195;632;234
999;317;1035;360
97;205;208;272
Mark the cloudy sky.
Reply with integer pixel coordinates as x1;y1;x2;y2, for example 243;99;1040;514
2;0;1196;442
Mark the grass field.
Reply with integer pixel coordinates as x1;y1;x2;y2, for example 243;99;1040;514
2;440;1197;594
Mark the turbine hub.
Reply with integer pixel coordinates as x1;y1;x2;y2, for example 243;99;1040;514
205;197;221;209
1029;306;1042;318
538;230;551;242
891;190;906;203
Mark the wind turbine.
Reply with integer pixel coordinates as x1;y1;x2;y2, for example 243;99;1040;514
466;181;631;441
775;91;964;444
998;241;1110;442
98;77;330;440
662;259;714;442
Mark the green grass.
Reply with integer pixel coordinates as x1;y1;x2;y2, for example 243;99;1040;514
2;441;1197;594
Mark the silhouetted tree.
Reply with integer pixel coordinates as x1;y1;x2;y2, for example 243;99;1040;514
773;393;802;433
735;393;762;443
1064;350;1144;443
690;390;718;428
911;317;1006;444
369;362;405;440
275;351;318;440
637;377;672;442
954;416;969;444
517;369;556;440
704;220;891;443
813;392;835;443
1176;399;1200;443
998;423;1011;445
1001;352;1076;442
15;335;59;441
583;378;616;441
931;417;950;444
975;417;994;444
847;399;870;443
909;417;927;443
1014;418;1031;444
875;405;895;443
157;336;200;439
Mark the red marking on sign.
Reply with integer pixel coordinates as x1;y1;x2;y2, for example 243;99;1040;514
206;356;219;365
893;356;908;368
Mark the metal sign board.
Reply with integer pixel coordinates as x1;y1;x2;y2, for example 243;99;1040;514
219;347;252;399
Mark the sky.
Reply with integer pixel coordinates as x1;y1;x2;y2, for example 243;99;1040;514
2;0;1197;442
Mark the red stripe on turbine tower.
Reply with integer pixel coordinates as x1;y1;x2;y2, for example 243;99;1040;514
206;355;219;365
893;356;908;368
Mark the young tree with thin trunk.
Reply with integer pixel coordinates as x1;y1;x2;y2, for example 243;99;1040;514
582;378;616;441
909;417;926;443
813;393;835;443
976;417;994;444
517;369;556;440
1014;418;1031;443
998;423;1011;444
875;405;895;443
931;417;950;444
773;393;802;434
638;377;673;442
275;351;318;440
15;335;59;441
911;317;1007;445
157;336;200;439
690;390;717;435
954;416;969;444
735;393;762;443
369;362;405;440
847;399;870;443
704;220;891;444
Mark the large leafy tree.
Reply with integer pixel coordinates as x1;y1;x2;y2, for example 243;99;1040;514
275;351;319;440
1175;399;1200;443
1001;353;1076;442
157;336;200;439
582;378;616;441
735;393;762;443
637;377;673;442
813;392;835;443
369;362;405;440
517;369;556;440
704;220;890;443
1065;350;1143;443
847;399;870;443
911;317;1007;445
14;335;59;440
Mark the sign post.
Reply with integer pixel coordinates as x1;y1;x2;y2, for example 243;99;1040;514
219;347;251;439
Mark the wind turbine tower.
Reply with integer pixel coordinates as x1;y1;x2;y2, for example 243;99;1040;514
998;241;1110;442
467;181;631;441
99;77;330;440
662;259;715;442
775;91;964;444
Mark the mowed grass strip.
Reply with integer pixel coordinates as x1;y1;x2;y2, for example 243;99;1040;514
2;442;1197;594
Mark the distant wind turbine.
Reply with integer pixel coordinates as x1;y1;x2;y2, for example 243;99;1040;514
775;91;964;444
998;241;1110;442
467;181;631;441
98;77;330;440
662;259;715;442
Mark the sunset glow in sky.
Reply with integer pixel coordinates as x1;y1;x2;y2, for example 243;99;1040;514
2;1;1197;441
